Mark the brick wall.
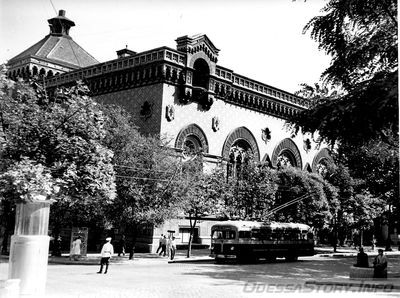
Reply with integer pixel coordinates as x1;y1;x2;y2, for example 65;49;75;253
95;84;164;136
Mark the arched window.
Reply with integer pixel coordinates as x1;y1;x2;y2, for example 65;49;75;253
312;148;333;173
228;139;252;178
183;135;202;154
192;59;209;89
39;68;46;77
47;70;54;78
276;149;297;169
175;124;209;154
271;138;302;169
32;66;38;76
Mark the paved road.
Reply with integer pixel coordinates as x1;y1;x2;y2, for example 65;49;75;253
1;255;399;298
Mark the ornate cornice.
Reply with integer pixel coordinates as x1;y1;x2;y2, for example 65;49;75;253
44;41;309;121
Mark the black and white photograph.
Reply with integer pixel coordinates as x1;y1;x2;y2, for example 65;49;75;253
0;0;398;297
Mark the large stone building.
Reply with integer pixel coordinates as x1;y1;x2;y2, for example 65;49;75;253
7;10;332;252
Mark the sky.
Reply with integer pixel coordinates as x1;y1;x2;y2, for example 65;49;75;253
0;0;331;93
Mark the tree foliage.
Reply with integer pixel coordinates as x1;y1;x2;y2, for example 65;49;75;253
0;65;116;227
224;160;278;220
273;166;338;230
289;0;398;146
102;104;181;230
174;158;232;257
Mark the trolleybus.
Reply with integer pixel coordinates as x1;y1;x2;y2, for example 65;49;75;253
210;221;314;262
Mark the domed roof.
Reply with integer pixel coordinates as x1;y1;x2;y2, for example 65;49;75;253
8;10;98;69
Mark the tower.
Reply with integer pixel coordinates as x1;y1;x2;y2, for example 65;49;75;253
6;10;98;80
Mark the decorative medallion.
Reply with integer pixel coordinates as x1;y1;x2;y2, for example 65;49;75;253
261;127;271;144
140;101;153;121
166;105;175;122
303;138;312;153
212;116;220;132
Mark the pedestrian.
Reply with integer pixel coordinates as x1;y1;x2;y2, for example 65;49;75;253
159;235;167;257
97;237;114;274
371;236;377;251
354;247;369;268
69;236;81;261
118;235;126;257
373;249;388;278
166;236;171;258
156;234;164;254
52;235;62;257
129;244;135;260
170;237;177;260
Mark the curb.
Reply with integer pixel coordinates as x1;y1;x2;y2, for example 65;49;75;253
168;257;214;264
316;251;400;258
317;253;357;258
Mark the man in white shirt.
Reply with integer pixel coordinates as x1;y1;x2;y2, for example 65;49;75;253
97;237;114;274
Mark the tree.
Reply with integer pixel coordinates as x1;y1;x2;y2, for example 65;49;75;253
175;158;227;257
0;65;116;249
274;166;338;232
289;1;398;248
335;140;398;245
101;104;181;251
224;155;278;220
289;0;398;146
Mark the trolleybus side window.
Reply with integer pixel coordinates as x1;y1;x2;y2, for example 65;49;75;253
260;227;272;240
251;229;260;240
239;231;251;238
301;230;308;240
307;231;314;240
286;228;300;240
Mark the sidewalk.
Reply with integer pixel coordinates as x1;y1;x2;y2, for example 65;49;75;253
1;246;399;265
315;246;400;258
49;248;214;265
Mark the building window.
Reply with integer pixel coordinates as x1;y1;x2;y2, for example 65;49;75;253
192;58;210;89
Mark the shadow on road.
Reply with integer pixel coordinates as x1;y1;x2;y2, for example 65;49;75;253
179;256;400;283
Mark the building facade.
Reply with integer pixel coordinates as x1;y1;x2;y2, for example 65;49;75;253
7;10;333;252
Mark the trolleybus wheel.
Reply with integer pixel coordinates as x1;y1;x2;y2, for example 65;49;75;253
285;255;298;262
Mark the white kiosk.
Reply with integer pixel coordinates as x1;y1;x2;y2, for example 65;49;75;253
8;199;51;297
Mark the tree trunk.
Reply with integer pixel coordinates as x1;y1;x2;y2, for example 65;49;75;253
186;216;197;258
129;225;138;260
333;213;337;252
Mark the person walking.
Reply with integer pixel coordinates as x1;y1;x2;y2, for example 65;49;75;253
170;237;177;260
118;235;126;257
97;237;114;274
159;235;167;257
156;234;164;254
373;249;388;278
166;236;171;258
52;235;62;257
69;236;81;261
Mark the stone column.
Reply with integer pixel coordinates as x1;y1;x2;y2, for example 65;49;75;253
8;199;51;297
